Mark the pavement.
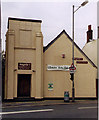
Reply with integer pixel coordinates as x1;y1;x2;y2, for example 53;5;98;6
1;99;97;108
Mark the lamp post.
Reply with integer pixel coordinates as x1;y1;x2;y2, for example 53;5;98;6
72;0;88;102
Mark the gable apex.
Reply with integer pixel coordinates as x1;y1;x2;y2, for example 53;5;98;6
43;30;69;52
43;30;97;68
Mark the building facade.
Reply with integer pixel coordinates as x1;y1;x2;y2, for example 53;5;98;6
43;30;97;98
5;18;97;100
83;25;97;66
5;18;43;99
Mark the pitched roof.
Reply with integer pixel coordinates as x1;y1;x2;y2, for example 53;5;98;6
43;30;97;68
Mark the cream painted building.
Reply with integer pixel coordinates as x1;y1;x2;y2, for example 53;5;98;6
5;18;97;100
5;18;43;99
82;25;98;98
82;25;97;67
83;40;97;66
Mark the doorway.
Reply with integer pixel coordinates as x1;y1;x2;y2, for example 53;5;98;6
17;74;31;97
96;79;98;98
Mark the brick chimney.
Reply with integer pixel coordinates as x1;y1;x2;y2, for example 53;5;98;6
87;25;93;43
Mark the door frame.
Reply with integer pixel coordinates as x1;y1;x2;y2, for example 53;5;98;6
17;74;31;98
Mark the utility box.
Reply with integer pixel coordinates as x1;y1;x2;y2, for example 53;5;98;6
64;91;69;102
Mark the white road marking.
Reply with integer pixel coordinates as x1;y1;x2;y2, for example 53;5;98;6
0;109;54;115
78;106;97;109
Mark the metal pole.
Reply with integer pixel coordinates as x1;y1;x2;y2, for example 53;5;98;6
71;1;88;102
72;5;75;102
72;5;74;65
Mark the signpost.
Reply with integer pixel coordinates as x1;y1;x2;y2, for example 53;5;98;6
69;63;76;102
69;63;76;73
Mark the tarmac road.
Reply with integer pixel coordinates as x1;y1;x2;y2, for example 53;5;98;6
1;100;98;119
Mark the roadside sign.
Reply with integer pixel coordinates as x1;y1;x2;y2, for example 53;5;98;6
69;63;76;73
70;70;75;74
69;63;76;70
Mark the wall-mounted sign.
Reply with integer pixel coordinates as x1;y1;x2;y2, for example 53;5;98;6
76;61;88;64
74;57;83;60
47;65;70;71
18;63;31;70
48;83;53;91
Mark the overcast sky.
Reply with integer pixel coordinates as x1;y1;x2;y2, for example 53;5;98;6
98;1;99;26
1;0;98;51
